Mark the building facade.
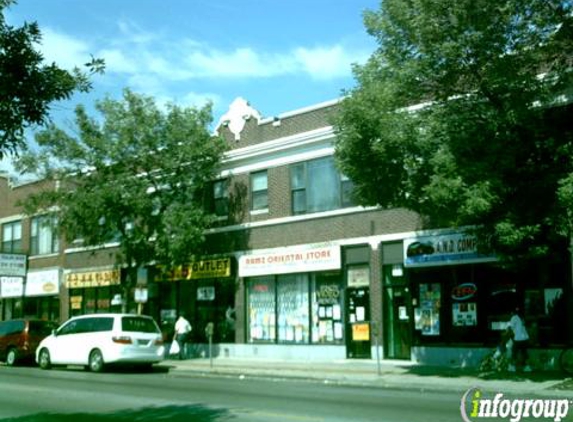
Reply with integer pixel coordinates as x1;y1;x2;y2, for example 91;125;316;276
0;97;568;366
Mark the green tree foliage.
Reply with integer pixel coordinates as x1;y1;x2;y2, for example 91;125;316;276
0;0;104;158
335;0;573;261
16;89;227;304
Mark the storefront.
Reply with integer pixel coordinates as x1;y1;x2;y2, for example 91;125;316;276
238;243;372;359
0;253;28;320
153;257;234;344
65;267;122;317
23;269;60;322
387;231;569;366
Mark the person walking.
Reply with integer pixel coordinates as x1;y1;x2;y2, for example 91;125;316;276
173;314;192;360
507;307;531;372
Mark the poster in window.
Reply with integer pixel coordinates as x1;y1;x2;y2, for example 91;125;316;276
452;302;477;326
418;283;441;335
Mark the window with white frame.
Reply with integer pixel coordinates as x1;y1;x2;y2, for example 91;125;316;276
1;220;22;253
250;170;268;211
30;215;59;255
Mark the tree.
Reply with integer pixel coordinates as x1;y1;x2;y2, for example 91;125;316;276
16;89;227;309
335;0;573;262
0;0;104;158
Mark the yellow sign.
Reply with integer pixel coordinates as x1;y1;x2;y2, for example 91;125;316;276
157;258;231;281
70;295;83;310
352;323;370;341
65;269;120;289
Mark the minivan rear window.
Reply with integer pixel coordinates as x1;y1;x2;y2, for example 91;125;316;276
121;316;160;333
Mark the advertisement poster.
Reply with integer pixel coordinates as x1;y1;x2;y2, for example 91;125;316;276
419;283;441;335
452;302;477;326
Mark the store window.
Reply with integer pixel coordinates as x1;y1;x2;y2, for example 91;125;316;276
1;220;22;253
277;274;309;343
290;156;354;215
247;276;276;342
251;170;268;211
247;272;343;344
311;273;344;343
30;215;59;255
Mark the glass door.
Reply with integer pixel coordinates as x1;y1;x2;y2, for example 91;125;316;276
345;287;371;358
383;285;412;359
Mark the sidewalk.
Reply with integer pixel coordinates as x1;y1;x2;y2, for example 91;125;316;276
164;356;573;397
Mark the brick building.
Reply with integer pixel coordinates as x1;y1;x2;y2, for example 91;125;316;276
1;97;568;366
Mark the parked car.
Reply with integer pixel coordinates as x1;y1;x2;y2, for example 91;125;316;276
0;319;57;366
36;313;165;372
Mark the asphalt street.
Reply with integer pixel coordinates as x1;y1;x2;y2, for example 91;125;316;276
0;365;468;422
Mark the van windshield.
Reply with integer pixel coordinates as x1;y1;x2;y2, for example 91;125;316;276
121;316;160;333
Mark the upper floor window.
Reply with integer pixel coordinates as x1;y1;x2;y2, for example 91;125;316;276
251;170;268;211
290;156;355;215
31;215;59;255
213;179;229;217
1;220;22;253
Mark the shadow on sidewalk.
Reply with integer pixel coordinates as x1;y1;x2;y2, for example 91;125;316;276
400;365;568;384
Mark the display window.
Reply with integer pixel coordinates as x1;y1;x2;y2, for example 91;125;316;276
246;271;343;344
247;276;276;342
311;273;344;343
277;274;309;343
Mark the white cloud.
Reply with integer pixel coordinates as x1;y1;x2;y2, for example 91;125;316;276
294;45;368;80
39;27;91;70
98;48;138;74
185;47;296;78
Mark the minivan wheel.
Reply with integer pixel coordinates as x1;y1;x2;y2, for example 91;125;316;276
88;349;105;373
38;348;51;370
6;348;18;366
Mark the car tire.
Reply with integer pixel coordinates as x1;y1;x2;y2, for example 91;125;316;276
38;348;52;370
6;348;18;366
88;349;105;373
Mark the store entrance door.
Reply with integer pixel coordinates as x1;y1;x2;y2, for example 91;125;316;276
346;287;371;359
383;286;411;359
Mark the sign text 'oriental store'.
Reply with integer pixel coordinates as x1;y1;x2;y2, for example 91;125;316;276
239;244;341;277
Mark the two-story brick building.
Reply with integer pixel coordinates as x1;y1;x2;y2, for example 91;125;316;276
1;97;569;367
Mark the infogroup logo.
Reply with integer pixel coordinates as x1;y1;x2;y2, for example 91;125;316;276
460;388;570;422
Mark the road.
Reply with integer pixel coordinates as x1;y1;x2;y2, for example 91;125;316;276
0;364;467;422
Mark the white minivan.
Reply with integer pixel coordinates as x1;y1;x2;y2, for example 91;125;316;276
36;313;165;372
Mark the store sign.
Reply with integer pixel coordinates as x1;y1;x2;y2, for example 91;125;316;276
134;287;148;303
404;233;497;267
26;269;60;296
197;286;215;301
64;269;120;289
239;244;341;277
157;258;231;281
451;283;477;301
0;253;27;277
0;276;24;298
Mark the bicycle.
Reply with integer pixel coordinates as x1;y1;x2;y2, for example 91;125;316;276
479;345;510;373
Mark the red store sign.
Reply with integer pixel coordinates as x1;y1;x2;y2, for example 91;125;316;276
451;283;477;301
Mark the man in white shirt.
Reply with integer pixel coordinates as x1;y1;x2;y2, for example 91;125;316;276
173;315;192;360
507;308;531;372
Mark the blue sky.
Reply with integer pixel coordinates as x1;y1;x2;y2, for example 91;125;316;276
1;0;379;176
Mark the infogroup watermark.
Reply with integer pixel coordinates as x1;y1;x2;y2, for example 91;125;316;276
460;388;570;422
